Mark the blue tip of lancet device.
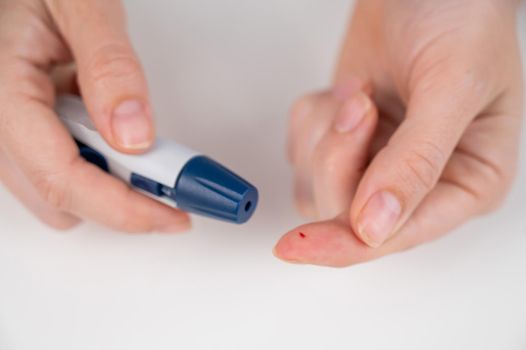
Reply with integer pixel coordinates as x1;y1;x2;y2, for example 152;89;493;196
173;156;258;224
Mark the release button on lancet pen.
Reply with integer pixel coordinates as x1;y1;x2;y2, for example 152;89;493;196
130;173;165;197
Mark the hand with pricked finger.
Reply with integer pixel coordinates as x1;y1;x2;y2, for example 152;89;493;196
0;0;190;232
275;0;524;267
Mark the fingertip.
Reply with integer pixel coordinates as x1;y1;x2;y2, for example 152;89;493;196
273;227;302;263
274;219;367;267
156;215;192;234
273;240;306;265
155;208;192;233
135;199;192;234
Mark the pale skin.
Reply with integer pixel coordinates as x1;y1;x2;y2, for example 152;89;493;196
0;0;190;232
0;1;523;267
274;0;524;266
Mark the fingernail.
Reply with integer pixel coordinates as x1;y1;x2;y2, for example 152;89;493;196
333;93;370;133
111;99;153;149
357;191;401;247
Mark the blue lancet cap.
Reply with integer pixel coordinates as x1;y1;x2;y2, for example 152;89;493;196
173;156;258;224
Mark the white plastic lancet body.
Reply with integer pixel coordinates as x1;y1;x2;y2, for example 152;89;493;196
55;95;258;224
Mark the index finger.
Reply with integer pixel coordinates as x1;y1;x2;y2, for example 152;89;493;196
0;92;190;233
273;181;481;267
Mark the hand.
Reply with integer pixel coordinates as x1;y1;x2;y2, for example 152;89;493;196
0;0;190;232
275;0;524;267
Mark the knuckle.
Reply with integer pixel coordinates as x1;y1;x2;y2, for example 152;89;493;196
451;149;516;216
477;188;506;215
477;166;516;215
400;141;446;192
9;61;54;102
412;62;491;121
34;171;72;211
86;43;143;85
314;145;338;178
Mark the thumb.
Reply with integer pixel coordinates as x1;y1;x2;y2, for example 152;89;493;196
351;78;490;248
47;0;154;153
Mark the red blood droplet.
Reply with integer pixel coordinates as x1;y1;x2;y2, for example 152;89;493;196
299;232;306;239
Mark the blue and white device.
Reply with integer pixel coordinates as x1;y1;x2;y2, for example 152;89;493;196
55;95;258;224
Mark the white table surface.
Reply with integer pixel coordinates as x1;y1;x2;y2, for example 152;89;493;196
1;1;525;349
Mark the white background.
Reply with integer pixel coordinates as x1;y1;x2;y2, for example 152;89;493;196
1;1;526;349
